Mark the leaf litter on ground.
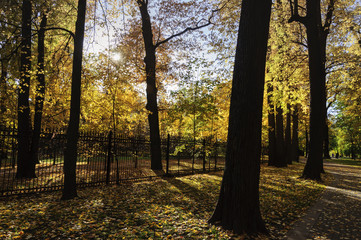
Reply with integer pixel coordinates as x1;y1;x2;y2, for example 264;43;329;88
0;162;331;239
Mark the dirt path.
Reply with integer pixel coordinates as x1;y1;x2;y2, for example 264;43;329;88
286;161;361;240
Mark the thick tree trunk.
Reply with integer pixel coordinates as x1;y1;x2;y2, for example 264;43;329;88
275;106;287;167
16;0;36;179
208;0;272;235
291;107;299;162
301;0;326;180
285;104;292;164
62;0;87;200
31;9;47;166
267;84;277;167
138;0;162;170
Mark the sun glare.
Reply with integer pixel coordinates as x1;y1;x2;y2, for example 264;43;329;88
111;53;122;62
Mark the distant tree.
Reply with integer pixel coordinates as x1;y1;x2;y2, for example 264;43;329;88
208;0;272;235
267;83;277;167
285;104;292;164
62;0;87;200
291;105;300;162
275;105;287;167
16;0;36;179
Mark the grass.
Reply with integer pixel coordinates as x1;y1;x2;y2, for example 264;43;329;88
324;158;361;167
0;162;330;239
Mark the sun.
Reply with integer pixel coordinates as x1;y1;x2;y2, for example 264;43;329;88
111;53;122;62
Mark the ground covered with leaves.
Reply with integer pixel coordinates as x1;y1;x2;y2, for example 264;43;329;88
0;163;330;239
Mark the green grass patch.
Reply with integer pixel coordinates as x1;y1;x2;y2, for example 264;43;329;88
0;163;329;239
324;158;361;167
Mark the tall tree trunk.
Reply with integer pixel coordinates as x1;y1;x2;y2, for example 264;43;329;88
291;106;299;162
16;0;36;179
285;104;292;164
289;0;335;180
62;0;87;200
137;0;162;170
267;83;277;166
275;106;287;167
301;0;326;180
31;9;47;166
208;0;272;235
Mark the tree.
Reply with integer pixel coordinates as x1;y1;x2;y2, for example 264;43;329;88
208;0;272;235
267;83;277;166
62;0;87;200
285;104;292;164
291;105;300;162
135;0;215;170
16;0;36;179
31;5;48;165
289;0;336;180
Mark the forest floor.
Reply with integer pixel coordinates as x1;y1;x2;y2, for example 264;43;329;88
286;160;361;240
0;162;333;240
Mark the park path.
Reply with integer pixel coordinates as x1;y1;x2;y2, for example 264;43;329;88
286;161;361;240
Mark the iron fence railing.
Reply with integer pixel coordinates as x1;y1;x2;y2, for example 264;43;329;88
0;124;227;197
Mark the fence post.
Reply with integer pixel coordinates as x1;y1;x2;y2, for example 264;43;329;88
166;133;170;175
203;138;206;172
106;131;112;185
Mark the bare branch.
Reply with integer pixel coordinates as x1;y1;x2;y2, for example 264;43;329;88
44;27;75;39
323;0;336;34
288;0;307;25
154;13;215;48
153;2;230;49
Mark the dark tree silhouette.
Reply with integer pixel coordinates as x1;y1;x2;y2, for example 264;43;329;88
136;0;214;170
62;0;87;200
267;83;277;167
16;0;36;179
208;0;272;235
291;106;300;162
275;106;287;167
285;104;292;164
0;60;8;123
31;7;48;165
289;0;335;180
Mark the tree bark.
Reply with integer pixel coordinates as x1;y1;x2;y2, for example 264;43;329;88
275;106;287;167
301;0;326;180
305;129;309;157
31;9;47;166
208;0;272;235
289;0;335;180
16;0;36;179
137;0;162;170
291;106;299;162
62;0;87;200
267;84;277;167
323;116;331;159
285;104;292;164
0;60;8;121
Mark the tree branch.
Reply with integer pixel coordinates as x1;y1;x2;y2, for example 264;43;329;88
288;0;307;25
153;2;229;49
323;0;335;34
44;27;75;39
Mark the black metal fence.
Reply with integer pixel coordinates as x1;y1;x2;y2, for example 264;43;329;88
0;124;226;197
